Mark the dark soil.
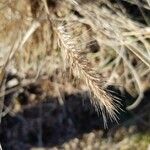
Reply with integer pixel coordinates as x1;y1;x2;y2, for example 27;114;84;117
0;81;150;150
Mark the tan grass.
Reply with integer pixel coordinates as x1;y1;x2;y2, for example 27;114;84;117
57;24;121;127
0;0;150;126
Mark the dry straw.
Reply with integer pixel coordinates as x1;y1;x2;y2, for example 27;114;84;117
57;24;121;127
1;0;150;127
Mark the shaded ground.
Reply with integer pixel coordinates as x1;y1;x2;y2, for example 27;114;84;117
0;80;150;150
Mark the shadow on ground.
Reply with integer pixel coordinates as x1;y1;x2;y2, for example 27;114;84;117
0;85;150;150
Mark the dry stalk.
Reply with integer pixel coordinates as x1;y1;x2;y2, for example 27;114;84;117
57;24;121;127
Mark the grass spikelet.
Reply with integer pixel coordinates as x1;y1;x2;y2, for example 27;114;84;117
57;23;121;127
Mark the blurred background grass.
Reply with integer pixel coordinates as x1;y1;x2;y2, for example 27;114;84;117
0;0;150;149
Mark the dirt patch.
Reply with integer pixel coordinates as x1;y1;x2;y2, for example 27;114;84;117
0;80;150;149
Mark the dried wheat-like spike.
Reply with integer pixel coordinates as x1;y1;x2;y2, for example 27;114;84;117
57;23;121;127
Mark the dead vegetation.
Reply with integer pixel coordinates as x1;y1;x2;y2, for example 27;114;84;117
0;0;150;149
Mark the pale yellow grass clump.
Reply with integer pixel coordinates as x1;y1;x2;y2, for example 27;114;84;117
57;24;121;126
0;0;150;125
